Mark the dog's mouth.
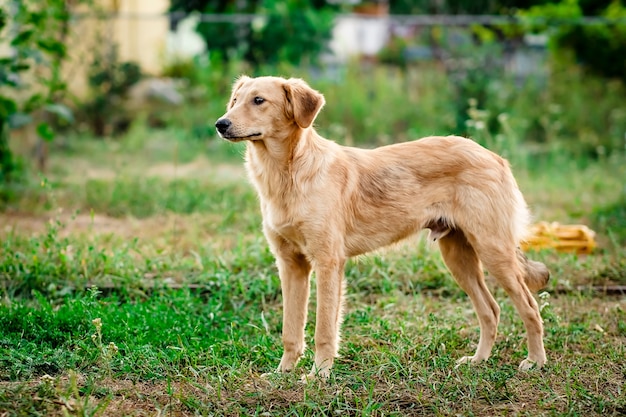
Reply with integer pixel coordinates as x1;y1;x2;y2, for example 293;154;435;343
219;132;262;142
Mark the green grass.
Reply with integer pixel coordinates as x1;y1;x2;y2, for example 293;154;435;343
2;66;626;415
1;283;625;415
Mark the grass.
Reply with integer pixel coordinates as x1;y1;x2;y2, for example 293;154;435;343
2;67;626;415
1;285;625;415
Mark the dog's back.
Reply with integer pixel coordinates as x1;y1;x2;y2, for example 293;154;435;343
327;135;530;258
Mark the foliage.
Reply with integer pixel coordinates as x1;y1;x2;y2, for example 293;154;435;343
440;29;508;139
519;0;626;83
170;0;336;65
383;1;626;145
247;1;335;65
389;0;553;14
78;46;142;136
436;44;624;158
0;0;79;185
456;51;626;158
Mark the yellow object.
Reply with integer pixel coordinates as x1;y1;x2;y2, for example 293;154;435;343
521;222;597;254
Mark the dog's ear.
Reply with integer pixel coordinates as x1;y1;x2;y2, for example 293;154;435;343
283;78;325;129
228;75;250;109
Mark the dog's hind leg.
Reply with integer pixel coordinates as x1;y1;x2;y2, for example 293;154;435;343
477;243;546;370
517;248;550;293
438;229;501;366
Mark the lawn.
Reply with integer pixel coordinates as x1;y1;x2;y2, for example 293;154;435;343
1;127;625;416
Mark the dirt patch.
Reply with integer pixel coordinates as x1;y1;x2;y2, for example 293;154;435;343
0;210;226;248
2;211;159;238
146;156;246;181
53;154;247;183
0;374;209;417
0;210;249;259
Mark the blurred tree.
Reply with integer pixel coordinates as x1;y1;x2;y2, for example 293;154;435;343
80;45;142;137
389;0;553;15
520;0;626;83
170;0;336;66
388;0;626;82
170;0;255;62
0;0;79;188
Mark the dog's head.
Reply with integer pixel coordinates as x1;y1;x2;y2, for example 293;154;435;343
215;76;325;142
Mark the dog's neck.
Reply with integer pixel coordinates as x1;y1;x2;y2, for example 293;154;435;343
246;126;324;171
245;127;332;196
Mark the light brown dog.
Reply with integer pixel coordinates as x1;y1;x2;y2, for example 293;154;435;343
215;75;549;379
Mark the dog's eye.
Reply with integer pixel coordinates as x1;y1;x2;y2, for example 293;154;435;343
254;97;265;105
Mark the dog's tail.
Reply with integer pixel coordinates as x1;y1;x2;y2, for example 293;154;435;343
517;248;550;292
503;162;550;293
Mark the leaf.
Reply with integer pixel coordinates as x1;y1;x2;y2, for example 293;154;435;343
36;122;55;142
27;11;46;27
8;112;32;129
36;39;66;57
0;71;18;87
24;94;44;113
11;29;35;46
10;63;30;72
44;103;74;124
0;8;6;31
0;96;17;118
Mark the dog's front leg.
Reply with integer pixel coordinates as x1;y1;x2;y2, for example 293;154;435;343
309;256;346;379
275;249;312;373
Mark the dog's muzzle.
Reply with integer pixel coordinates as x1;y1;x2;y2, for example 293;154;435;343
215;118;232;136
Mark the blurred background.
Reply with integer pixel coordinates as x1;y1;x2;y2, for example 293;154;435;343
1;0;625;244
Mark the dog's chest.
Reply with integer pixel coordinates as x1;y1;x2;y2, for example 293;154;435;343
263;202;308;249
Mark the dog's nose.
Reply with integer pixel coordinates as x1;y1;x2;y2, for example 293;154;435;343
215;118;232;135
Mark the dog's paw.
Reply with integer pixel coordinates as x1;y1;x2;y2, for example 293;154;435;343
278;352;302;373
300;373;315;384
300;372;328;384
454;355;486;369
261;363;294;379
260;371;280;379
300;366;330;383
455;356;473;367
518;358;545;371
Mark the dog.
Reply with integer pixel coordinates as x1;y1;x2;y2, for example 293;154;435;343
215;75;549;379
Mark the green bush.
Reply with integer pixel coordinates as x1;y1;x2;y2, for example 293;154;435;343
0;0;84;184
79;47;142;137
519;0;626;83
